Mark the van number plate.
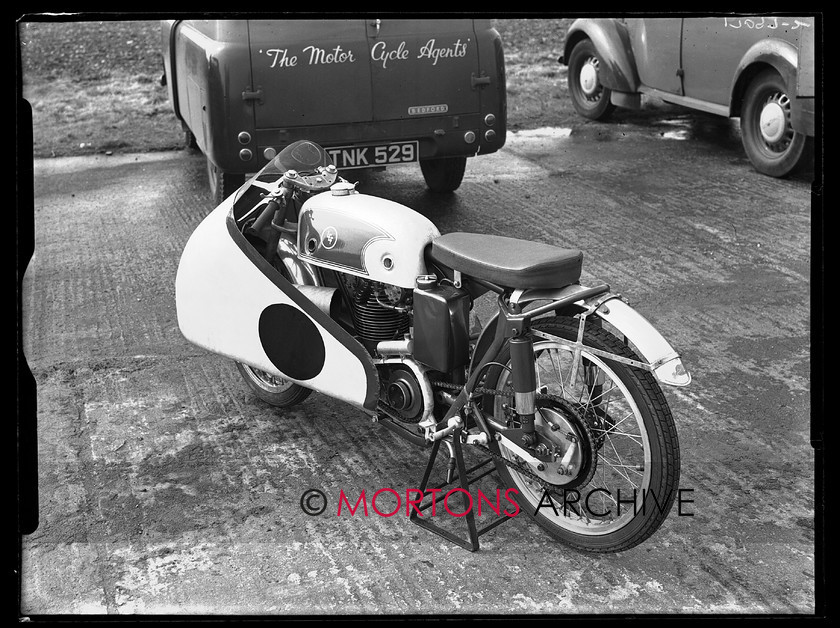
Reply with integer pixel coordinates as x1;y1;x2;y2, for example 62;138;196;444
327;141;419;170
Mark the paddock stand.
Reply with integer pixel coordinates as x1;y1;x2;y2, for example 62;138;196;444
409;426;513;551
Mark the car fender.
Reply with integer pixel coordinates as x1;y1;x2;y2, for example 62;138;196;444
561;18;640;93
730;37;814;136
730;38;798;115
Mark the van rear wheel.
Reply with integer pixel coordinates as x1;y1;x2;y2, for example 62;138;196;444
207;158;245;206
420;156;467;193
185;129;199;151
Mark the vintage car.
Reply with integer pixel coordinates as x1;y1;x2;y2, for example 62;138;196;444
161;19;507;203
560;17;816;177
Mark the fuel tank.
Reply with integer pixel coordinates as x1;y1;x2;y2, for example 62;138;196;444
297;186;441;289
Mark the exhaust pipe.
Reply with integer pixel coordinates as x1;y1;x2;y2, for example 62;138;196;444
295;285;340;319
375;338;413;356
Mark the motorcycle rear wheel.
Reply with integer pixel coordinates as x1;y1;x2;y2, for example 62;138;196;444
485;315;680;552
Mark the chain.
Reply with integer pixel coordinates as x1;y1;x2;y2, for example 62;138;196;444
430;380;597;494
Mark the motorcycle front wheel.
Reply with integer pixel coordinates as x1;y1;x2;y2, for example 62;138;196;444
484;315;680;552
236;361;312;408
234;233;313;409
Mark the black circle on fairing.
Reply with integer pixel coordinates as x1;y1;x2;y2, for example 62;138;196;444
258;304;325;381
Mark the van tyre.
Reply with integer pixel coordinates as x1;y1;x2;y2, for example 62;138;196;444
420;156;467;193
567;38;616;121
207;158;246;205
184;129;199;151
740;68;810;178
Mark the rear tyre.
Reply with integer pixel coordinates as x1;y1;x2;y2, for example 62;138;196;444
740;68;810;178
207;158;246;206
484;315;680;552
567;39;616;121
184;129;199;151
420;156;467;193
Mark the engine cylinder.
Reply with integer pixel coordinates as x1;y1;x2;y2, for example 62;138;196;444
353;292;409;342
339;276;409;345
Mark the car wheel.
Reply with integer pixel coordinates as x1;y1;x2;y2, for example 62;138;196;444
740;68;810;178
567;39;616;121
207;158;246;206
420;156;467;193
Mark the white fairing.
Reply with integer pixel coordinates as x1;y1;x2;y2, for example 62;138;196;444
297;190;441;289
175;198;376;410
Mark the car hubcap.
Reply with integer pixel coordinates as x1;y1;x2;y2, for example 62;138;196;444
757;91;793;152
759;100;786;144
579;58;601;98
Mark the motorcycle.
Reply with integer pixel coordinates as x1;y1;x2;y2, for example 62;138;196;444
175;140;691;553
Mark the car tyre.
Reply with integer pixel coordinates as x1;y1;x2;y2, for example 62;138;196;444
420;156;467;193
567;38;616;121
207;158;246;206
740;68;810;178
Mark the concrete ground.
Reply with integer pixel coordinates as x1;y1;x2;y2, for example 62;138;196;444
19;118;819;616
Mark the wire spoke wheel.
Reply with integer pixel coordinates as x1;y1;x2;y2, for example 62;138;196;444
239;365;297;393
486;316;680;552
233;236;313;409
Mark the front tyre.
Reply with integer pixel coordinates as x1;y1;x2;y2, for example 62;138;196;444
567;39;616;121
740;68;810;178
235;362;312;408
485;316;680;552
420;156;467;193
234;231;313;409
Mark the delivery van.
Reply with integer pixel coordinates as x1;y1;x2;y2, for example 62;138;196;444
161;19;507;203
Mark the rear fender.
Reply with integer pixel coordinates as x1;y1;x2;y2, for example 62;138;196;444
469;286;690;388
588;295;691;387
562;18;640;93
175;197;379;410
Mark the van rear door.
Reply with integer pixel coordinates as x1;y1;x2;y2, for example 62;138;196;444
365;19;483;121
247;20;373;128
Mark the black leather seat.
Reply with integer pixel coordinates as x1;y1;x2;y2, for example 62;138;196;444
429;233;583;289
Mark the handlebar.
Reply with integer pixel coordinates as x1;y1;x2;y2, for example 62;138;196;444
251;199;281;233
242;161;340;234
282;164;339;193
